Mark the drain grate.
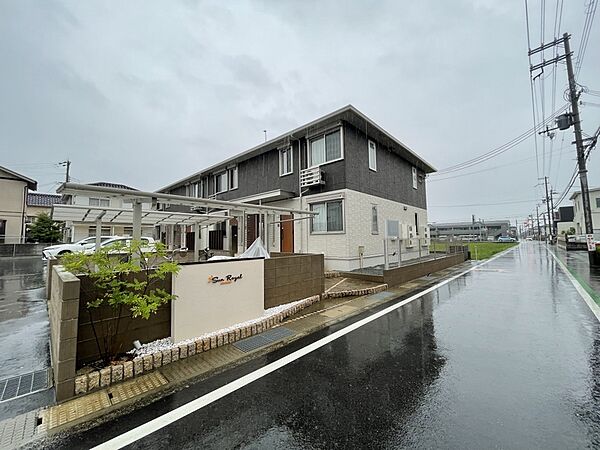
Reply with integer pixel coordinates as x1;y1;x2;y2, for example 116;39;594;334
0;369;50;402
233;327;295;353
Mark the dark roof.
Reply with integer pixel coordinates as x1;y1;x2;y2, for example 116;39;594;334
27;192;63;207
88;182;139;191
0;165;37;190
159;104;436;192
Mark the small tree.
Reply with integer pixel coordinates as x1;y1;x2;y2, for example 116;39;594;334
61;240;180;366
28;212;62;243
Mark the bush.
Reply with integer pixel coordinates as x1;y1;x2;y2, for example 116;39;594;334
28;212;62;243
61;240;180;365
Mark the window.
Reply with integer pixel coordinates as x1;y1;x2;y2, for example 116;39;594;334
310;200;343;233
215;172;228;193
88;226;111;236
279;147;293;176
309;129;342;166
228;167;238;190
89;198;110;207
371;205;378;234
596;197;600;208
368;140;377;171
412;167;418;190
415;212;419;234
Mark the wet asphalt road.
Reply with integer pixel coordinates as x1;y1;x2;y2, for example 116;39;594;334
0;257;49;381
52;243;600;449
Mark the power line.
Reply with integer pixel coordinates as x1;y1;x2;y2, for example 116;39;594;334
428;145;573;183
430;199;538;208
431;104;568;176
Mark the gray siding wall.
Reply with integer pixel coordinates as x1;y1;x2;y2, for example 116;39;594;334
217;141;300;201
164;121;428;210
343;123;427;209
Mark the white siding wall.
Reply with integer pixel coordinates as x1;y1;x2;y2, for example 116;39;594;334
269;189;428;271
572;191;600;235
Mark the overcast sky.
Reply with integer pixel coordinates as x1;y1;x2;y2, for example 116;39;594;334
1;0;598;224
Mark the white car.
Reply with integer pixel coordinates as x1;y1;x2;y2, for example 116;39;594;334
42;236;119;259
83;236;157;255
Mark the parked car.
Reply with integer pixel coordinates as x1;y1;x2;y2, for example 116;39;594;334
83;236;157;255
497;236;516;242
42;236;118;259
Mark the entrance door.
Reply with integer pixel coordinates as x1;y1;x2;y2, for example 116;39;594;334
230;218;238;255
280;214;294;253
246;214;259;246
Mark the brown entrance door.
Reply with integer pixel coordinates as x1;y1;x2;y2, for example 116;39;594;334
280;214;294;253
246;214;259;246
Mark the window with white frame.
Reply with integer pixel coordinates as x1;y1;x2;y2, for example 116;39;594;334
310;199;343;233
309;129;342;167
368;140;377;171
371;205;378;234
89;198;110;207
596;197;600;208
228;167;238;190
215;172;228;193
412;167;418;189
279;147;293;176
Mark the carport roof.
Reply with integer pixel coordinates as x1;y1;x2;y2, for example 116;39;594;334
56;182;316;216
52;204;230;226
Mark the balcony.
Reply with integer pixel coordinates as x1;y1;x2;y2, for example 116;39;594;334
300;167;325;188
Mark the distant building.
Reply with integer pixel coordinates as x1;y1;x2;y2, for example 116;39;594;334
59;182;154;242
0;165;37;243
429;220;513;240
553;206;575;236
570;187;600;236
26;192;63;222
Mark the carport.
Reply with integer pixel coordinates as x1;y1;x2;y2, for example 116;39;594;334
51;204;230;255
55;183;317;255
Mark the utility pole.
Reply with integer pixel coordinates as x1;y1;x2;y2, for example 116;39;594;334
529;33;595;263
544;176;552;242
536;205;541;241
549;189;557;237
542;213;548;242
564;33;595;264
59;160;71;183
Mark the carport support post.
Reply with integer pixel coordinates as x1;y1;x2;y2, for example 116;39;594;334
95;219;102;251
132;201;142;242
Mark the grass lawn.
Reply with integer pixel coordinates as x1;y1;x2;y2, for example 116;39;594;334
468;242;518;260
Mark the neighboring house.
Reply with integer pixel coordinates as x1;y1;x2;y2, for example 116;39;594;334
554;206;575;236
159;105;436;271
59;182;154;242
26;192;63;223
570;187;600;237
429;220;513;241
0;165;37;244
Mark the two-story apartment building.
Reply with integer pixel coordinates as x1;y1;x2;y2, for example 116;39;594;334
60;182;155;242
159;105;436;271
570;187;600;238
0;165;37;244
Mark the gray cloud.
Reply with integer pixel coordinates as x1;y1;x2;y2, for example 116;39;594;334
0;0;598;224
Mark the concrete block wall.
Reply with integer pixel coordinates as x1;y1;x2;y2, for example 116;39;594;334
265;253;324;308
48;266;81;402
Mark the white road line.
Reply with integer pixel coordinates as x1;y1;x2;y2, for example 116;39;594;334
92;248;515;450
547;248;600;322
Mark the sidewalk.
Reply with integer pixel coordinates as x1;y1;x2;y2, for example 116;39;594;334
0;261;473;449
549;245;600;304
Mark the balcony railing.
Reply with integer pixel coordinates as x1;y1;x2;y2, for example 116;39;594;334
300;167;324;188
